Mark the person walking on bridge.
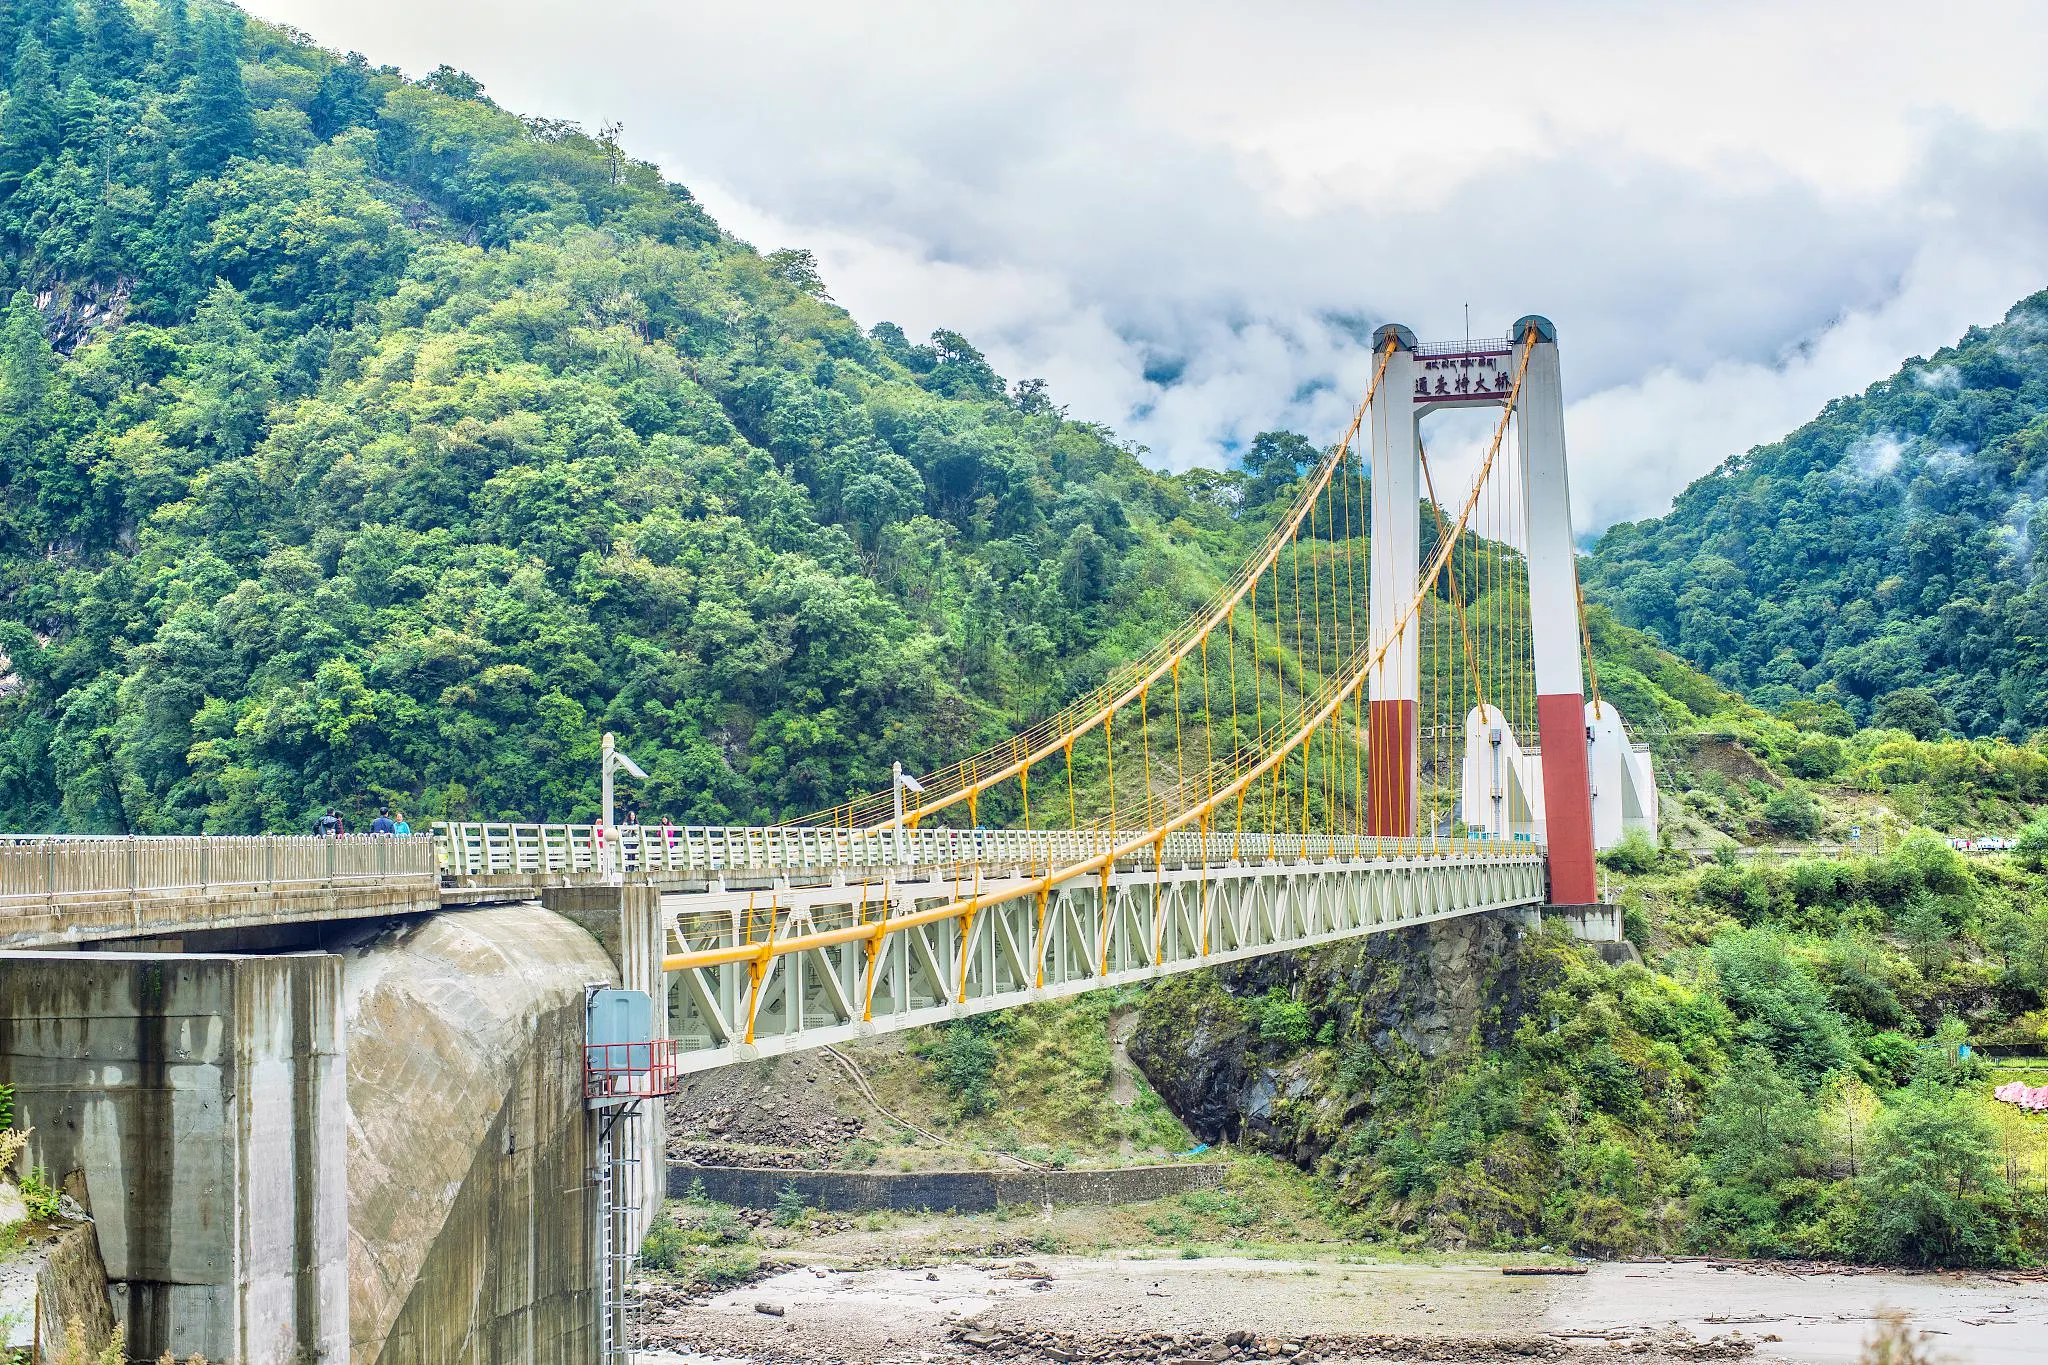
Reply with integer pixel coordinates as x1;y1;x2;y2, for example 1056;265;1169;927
314;808;343;837
369;807;397;835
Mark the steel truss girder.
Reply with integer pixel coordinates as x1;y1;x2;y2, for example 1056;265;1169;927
661;852;1544;1073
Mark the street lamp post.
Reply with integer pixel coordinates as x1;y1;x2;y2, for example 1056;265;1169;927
890;761;924;866
600;732;649;880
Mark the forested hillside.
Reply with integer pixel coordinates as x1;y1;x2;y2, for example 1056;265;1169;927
0;0;1304;833
1586;293;2048;740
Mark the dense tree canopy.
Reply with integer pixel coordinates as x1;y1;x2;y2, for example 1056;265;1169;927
0;1;1277;832
1586;293;2048;739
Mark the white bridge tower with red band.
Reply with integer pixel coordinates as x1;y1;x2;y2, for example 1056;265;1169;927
1367;316;1651;907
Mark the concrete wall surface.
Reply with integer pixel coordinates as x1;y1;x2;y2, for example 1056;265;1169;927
670;1161;1223;1213
341;904;617;1365
0;951;348;1363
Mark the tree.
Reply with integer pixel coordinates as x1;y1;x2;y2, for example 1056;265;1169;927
307;52;377;140
1894;897;1953;975
419;65;488;102
0;289;54;427
88;0;151;81
1786;733;1844;779
1690;1048;1824;1252
1241;430;1316;509
1012;377;1058;416
2012;816;2048;871
1710;929;1858;1088
923;329;1002;400
1058;524;1113;605
176;281;275;458
182;13;253;176
764;248;828;299
841;453;923;549
0;37;62;194
1871;687;1950;741
1857;1086;2003;1265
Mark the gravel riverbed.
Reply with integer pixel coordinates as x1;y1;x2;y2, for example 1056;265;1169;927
633;1253;2045;1365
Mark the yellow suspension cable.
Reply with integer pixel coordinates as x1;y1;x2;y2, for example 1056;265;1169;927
667;343;1536;978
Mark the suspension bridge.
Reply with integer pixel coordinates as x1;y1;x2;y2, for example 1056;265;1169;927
4;315;1657;1062
0;314;1662;1365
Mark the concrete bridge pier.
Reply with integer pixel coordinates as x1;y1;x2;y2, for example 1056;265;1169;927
2;903;626;1364
0;952;350;1362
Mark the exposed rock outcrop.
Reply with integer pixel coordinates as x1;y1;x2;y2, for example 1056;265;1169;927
1129;910;1539;1160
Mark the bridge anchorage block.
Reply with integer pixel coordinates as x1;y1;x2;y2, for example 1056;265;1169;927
1535;902;1640;965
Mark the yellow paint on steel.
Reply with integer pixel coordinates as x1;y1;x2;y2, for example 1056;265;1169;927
663;342;1533;980
796;345;1397;835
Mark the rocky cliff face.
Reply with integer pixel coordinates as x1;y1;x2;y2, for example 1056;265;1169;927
1129;910;1540;1164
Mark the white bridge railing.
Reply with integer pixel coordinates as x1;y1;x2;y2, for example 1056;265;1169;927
432;821;1542;880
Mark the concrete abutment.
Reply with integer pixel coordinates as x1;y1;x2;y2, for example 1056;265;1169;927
1;901;629;1364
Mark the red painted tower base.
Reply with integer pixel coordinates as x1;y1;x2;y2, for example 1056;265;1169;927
1366;698;1416;837
1536;691;1598;904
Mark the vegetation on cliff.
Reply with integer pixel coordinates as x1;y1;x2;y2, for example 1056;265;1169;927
1128;829;2048;1265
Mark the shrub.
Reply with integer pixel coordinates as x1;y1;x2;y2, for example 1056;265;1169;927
772;1182;807;1227
1887;831;1973;900
2014;817;2048;871
19;1167;60;1221
1247;988;1313;1051
1787;733;1845;780
922;1017;1006;1116
1761;784;1822;839
1860;1031;1916;1086
640;1220;690;1271
1599;829;1660;874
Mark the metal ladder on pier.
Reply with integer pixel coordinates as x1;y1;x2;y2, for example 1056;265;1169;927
596;1116;640;1365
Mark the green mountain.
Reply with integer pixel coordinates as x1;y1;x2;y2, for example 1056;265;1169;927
0;0;1288;833
1586;293;2048;739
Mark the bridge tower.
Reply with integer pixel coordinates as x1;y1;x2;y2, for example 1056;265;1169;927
1511;316;1598;906
1365;324;1421;837
1367;315;1599;905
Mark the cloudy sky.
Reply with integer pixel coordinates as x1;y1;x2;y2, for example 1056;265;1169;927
253;0;2048;531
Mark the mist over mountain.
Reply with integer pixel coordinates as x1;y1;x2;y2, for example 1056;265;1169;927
1586;292;2048;739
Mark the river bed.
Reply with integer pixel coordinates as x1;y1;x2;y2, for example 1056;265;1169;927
636;1254;2045;1365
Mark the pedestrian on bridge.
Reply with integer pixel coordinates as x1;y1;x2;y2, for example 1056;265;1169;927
314;808;343;837
370;808;397;835
393;812;411;835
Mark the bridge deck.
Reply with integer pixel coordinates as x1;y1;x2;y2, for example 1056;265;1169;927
653;833;1546;1071
5;829;1547;1073
2;835;441;950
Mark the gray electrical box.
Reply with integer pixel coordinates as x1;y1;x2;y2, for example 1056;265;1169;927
586;987;653;1049
585;987;668;1107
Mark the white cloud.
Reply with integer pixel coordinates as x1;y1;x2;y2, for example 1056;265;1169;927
249;0;2048;529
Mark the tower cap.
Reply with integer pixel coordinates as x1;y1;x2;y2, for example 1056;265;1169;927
1371;323;1418;352
1510;315;1556;343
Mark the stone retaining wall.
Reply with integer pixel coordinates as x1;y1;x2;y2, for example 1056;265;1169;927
669;1161;1222;1213
34;1219;118;1361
